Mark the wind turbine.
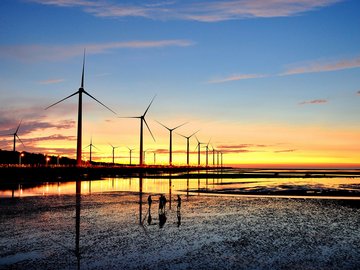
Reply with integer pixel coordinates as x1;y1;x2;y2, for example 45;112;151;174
45;50;116;166
195;136;206;166
120;96;156;166
127;147;135;165
156;121;187;166
178;130;199;166
204;138;211;167
1;120;25;152
109;144;119;165
84;137;99;163
211;144;216;166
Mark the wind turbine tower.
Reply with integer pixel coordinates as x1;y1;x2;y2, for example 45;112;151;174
84;137;99;163
110;144;119;165
157;121;187;166
120;96;156;166
46;50;116;166
1;121;25;152
178;130;198;166
127;147;135;165
195;136;206;166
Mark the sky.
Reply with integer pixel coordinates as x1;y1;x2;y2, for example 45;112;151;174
0;0;360;168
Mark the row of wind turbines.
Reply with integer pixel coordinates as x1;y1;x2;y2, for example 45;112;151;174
2;51;225;167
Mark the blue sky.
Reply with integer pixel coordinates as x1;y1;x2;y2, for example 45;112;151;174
0;0;360;166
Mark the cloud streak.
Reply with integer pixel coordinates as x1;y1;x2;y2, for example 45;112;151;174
299;99;328;105
28;0;343;22
208;74;267;84
281;56;360;76
209;55;360;84
38;78;65;85
0;40;194;61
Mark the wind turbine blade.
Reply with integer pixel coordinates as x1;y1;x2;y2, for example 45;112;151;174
45;91;79;110
143;95;156;117
195;135;200;144
93;145;100;151
194;144;199;151
155;120;170;131
207;137;212;146
143;119;156;142
16;135;25;148
190;130;200;138
84;144;90;149
176;133;187;139
15;120;22;134
83;90;117;115
173;122;188;131
81;49;85;88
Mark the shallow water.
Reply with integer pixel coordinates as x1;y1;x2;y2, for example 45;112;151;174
1;176;360;199
1;175;360;269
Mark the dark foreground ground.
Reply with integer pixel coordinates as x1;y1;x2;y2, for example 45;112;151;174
1;192;360;269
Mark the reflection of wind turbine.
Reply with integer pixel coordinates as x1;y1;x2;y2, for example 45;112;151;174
109;144;119;165
157;121;187;166
119;96;156;166
178;130;199;166
75;180;81;269
84;137;99;163
195;136;205;166
1;120;25;152
45;50;116;166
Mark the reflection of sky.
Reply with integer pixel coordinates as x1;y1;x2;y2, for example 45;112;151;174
1;177;360;198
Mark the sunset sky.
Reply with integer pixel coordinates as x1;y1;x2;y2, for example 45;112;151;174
0;0;360;167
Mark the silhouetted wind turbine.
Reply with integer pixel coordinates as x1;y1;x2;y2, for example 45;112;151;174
156;121;187;166
119;96;156;166
1;120;25;152
109;144;119;165
204;138;211;167
84;137;99;163
178;130;199;166
45;50;116;166
195;136;206;166
127;147;135;165
211;145;216;166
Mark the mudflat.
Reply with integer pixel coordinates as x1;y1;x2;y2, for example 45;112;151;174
1;191;360;269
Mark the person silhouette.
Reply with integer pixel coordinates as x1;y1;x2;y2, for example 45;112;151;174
162;195;167;212
148;195;152;209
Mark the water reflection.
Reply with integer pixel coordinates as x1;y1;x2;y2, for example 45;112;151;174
1;176;360;199
75;180;81;270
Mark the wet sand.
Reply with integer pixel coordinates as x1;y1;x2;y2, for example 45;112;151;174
1;192;360;269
